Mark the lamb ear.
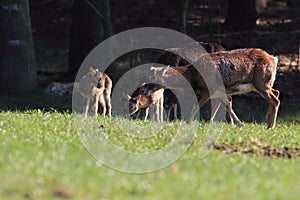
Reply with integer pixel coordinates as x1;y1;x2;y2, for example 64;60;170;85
150;66;156;72
89;67;96;75
126;94;132;100
162;65;170;76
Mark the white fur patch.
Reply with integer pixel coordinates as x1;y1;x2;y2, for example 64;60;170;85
273;56;279;67
211;83;255;98
237;84;254;92
211;90;226;98
228;83;255;96
272;56;278;81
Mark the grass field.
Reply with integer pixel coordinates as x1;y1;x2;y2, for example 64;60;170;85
0;102;300;199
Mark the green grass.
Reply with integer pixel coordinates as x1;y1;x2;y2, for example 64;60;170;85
0;108;300;199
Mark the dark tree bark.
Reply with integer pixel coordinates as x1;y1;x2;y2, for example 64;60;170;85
287;0;300;8
179;0;189;33
224;0;257;31
64;0;113;82
0;0;36;93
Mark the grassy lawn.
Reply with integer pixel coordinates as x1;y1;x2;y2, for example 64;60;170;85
0;106;300;199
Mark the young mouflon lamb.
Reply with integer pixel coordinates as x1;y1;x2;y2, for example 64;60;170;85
79;67;112;117
127;83;164;122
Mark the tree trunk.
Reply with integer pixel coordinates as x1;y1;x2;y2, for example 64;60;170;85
287;0;300;8
64;0;113;82
224;0;257;31
101;0;113;37
179;0;189;33
0;0;36;94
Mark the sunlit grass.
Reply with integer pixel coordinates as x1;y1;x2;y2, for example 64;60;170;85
0;110;299;199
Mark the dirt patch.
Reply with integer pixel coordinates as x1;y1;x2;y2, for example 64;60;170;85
213;139;300;158
53;187;73;199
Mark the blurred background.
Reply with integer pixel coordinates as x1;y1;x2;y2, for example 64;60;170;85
0;0;299;113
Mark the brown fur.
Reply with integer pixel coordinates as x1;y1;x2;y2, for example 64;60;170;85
155;42;227;122
128;83;164;122
79;67;112;117
151;48;280;129
97;72;112;117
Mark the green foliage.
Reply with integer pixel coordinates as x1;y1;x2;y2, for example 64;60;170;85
0;110;299;199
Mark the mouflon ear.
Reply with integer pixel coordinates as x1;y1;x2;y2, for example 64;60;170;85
89;67;95;72
150;66;156;72
150;66;162;73
128;96;137;103
126;94;132;100
98;71;102;78
89;67;97;76
139;83;147;94
162;65;170;76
